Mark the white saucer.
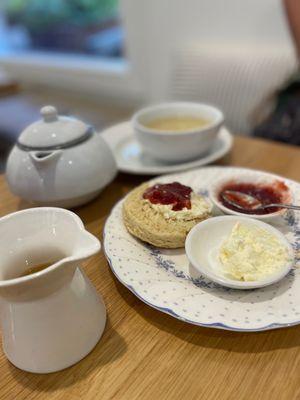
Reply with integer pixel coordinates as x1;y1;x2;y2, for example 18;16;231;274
101;121;233;175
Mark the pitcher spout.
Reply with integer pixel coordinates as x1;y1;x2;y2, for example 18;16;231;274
70;230;101;262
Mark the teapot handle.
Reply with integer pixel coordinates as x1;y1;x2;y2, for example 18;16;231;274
29;150;62;164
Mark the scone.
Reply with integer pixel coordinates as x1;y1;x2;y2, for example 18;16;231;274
123;181;212;248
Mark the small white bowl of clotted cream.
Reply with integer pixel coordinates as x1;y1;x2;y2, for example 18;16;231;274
132;102;224;163
185;216;294;290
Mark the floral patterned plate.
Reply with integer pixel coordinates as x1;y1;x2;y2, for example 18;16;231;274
103;167;300;331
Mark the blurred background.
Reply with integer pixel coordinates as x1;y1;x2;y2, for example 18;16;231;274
0;0;299;170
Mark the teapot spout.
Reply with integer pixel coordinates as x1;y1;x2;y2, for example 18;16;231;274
29;150;62;165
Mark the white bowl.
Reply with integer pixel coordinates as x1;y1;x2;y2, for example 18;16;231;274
132;102;224;163
209;170;293;222
185;216;294;290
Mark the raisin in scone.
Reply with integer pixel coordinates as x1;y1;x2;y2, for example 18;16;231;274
123;182;212;248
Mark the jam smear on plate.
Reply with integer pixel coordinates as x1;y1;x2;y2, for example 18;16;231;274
219;182;286;215
143;182;192;211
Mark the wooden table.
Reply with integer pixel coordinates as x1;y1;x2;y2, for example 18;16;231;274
0;136;300;400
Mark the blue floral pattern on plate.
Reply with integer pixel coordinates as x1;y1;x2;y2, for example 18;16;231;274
104;166;300;331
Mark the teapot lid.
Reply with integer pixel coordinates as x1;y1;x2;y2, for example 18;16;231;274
17;106;92;150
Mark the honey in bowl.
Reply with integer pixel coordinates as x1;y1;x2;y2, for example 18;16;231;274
143;116;210;132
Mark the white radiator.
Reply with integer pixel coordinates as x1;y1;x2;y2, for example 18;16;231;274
170;43;298;134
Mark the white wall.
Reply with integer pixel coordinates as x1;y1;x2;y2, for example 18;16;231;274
123;0;295;101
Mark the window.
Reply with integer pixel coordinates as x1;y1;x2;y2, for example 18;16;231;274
1;0;123;58
0;0;146;104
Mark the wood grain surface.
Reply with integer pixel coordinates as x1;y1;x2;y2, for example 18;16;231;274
0;135;300;400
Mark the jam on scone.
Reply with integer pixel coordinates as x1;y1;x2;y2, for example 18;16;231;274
143;182;192;211
123;182;212;248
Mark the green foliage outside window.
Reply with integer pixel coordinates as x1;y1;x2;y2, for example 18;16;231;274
5;0;119;32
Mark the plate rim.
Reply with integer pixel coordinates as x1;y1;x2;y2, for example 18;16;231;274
101;121;233;175
103;165;300;332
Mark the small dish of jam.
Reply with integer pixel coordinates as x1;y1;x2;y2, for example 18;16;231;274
219;182;283;215
210;174;292;221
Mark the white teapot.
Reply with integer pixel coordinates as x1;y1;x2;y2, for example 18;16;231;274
6;105;117;208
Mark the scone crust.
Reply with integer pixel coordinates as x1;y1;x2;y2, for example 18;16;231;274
123;183;210;248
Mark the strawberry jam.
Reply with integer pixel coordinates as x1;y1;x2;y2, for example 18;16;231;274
143;182;192;211
219;182;285;215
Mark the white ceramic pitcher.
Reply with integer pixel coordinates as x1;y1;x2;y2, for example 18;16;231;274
0;207;106;373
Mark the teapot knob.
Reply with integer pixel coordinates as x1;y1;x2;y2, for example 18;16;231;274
41;106;58;122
